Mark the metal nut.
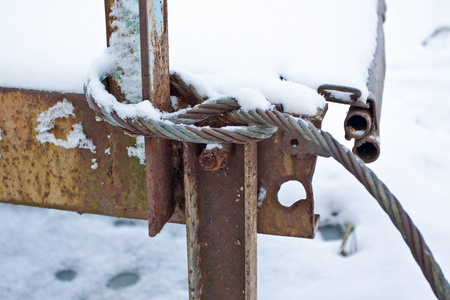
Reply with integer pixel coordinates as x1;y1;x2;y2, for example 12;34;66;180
199;146;229;171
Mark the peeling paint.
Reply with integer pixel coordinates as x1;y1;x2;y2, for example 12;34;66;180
153;0;164;36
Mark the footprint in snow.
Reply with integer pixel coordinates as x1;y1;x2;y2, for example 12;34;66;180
113;219;138;227
55;269;77;282
106;272;140;290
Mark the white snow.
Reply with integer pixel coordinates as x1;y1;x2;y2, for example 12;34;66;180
87;0;378;117
108;0;141;104
205;143;223;150
86;48;161;120
355;130;366;137
257;187;267;208
0;208;187;300
277;180;306;207
1;0;450;299
91;159;98;170
105;147;111;155
1;0;379;118
35;99;97;153
0;0;106;93
127;136;146;165
169;0;378;113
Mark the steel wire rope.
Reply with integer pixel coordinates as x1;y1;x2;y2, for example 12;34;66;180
84;72;450;300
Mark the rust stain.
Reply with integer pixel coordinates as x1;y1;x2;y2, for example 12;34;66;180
184;142;247;299
0;88;149;219
49;115;77;140
257;127;322;238
199;144;230;171
138;0;173;236
0;86;323;238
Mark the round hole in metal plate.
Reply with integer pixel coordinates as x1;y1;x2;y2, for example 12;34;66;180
290;138;299;148
277;180;306;207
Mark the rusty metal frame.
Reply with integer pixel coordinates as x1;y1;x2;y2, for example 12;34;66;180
0;1;324;295
0;87;322;238
138;0;174;237
0;0;388;299
0;89;149;218
184;142;258;299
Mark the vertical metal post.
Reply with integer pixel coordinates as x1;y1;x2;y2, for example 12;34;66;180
183;143;201;299
138;0;174;236
184;143;258;299
244;143;258;299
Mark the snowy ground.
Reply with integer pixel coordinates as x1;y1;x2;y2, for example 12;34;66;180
1;0;450;299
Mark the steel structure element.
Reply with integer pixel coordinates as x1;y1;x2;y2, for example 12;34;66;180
138;0;174;237
0;0;395;299
0;89;149;219
184;142;258;298
319;0;386;163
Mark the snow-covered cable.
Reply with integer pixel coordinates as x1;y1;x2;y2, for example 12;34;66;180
84;71;449;300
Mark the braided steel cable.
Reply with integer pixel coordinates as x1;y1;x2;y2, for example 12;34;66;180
85;80;277;143
85;73;449;299
282;113;450;300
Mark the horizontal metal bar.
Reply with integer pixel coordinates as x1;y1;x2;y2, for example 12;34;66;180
0;88;148;219
0;87;320;238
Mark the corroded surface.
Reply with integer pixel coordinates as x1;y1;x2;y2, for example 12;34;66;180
0;88;322;238
199;145;230;171
139;0;174;236
244;143;257;300
318;0;386;164
184;142;248;299
0;88;148;219
257;129;320;238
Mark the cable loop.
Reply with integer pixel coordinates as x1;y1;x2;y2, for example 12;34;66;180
84;71;450;300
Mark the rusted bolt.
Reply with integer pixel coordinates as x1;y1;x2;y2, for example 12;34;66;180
199;144;230;171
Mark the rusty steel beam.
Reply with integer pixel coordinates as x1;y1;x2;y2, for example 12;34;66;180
138;0;174;237
105;0;175;235
0;88;148;218
2;1;324;244
101;0;323;239
184;142;257;300
244;142;258;300
0;87;323;238
183;143;201;299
